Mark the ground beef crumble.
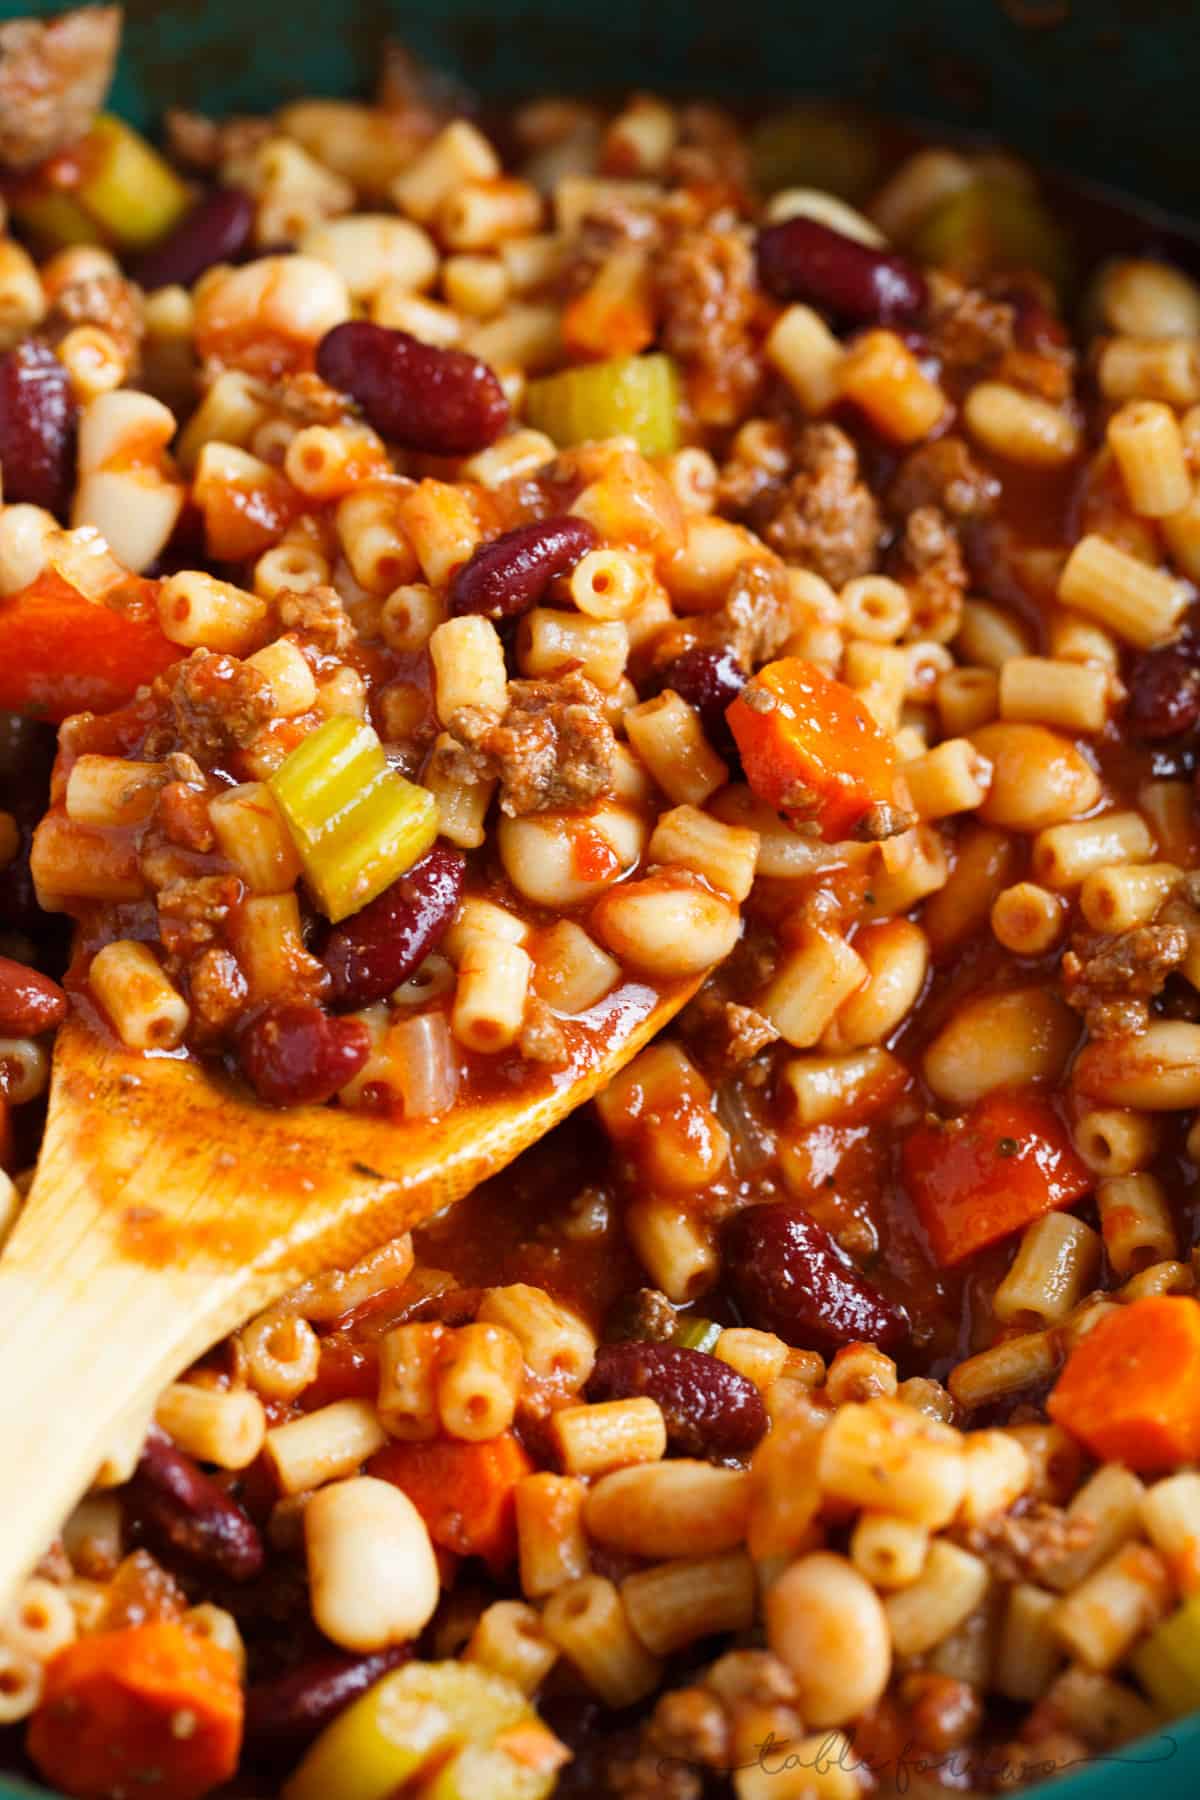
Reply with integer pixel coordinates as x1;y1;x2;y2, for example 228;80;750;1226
164;106;272;174
605;1287;678;1342
1062;922;1188;1038
155;872;244;961
147;650;275;764
962;1500;1095;1585
435;671;616;816
665;103;751;191
562;195;662;299
608;1652;802;1797
188;945;249;1035
42;271;145;369
656;219;761;425
683;987;780;1071
760;422;882;588
518;997;569;1066
275;584;356;655
890;502;968;641
711;558;795;668
0;4;121;168
925;270;1016;373
717;418;790;517
887;437;1000;523
265;371;354;427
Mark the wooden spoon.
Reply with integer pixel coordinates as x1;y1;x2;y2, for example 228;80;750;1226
0;973;698;1603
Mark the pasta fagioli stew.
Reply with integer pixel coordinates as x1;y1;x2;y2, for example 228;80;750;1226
4;8;1200;1797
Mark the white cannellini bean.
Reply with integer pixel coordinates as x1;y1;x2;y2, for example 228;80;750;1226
590;872;741;978
304;1476;439;1651
194;255;350;358
499;805;646;908
765;1551;892;1726
301;215;438;297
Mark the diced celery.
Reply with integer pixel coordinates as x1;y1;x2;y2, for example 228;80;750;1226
283;1662;564;1800
268;715;439;923
1132;1593;1200;1718
76;115;192;250
10;116;191;253
674;1316;722;1353
749;105;882;202
9;188;101;249
524;353;680;457
909;178;1072;299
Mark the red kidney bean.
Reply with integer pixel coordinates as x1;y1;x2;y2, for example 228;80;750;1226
586;1340;767;1459
1127;643;1200;740
323;845;465;1010
756;216;927;324
0;340;78;517
239;1001;371;1107
449;516;598;620
723;1203;909;1355
130;1426;264;1582
661;643;746;756
0;956;67;1035
316;321;509;455
246;1646;409;1747
131;187;255;291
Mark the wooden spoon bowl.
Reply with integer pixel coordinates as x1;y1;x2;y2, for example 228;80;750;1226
0;973;698;1603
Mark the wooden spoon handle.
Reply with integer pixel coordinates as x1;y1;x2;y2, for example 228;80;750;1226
0;1149;249;1603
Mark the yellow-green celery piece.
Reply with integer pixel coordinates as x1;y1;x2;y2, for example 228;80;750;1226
674;1316;722;1353
268;715;439;923
908;178;1073;301
9;115;192;253
76;115;193;249
749;104;882;202
283;1662;563;1800
8;188;101;248
1132;1593;1200;1718
525;352;680;457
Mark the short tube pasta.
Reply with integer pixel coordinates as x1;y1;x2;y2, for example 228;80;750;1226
1107;400;1192;516
551;1397;666;1477
153;1383;266;1470
87;942;189;1051
264;1399;388;1496
1096;1173;1177;1275
541;1577;661;1708
435;1321;524;1440
992;1214;1102;1328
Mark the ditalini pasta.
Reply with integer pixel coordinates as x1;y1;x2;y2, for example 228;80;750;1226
5;17;1200;1800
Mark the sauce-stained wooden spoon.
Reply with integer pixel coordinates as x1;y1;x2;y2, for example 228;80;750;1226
0;973;699;1604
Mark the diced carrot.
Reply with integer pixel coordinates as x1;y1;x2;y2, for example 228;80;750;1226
902;1090;1091;1267
1048;1296;1200;1472
562;247;656;360
0;571;179;722
726;657;899;842
27;1621;242;1800
369;1431;533;1572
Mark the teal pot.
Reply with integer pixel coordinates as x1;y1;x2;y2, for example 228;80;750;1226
3;1;1199;1797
